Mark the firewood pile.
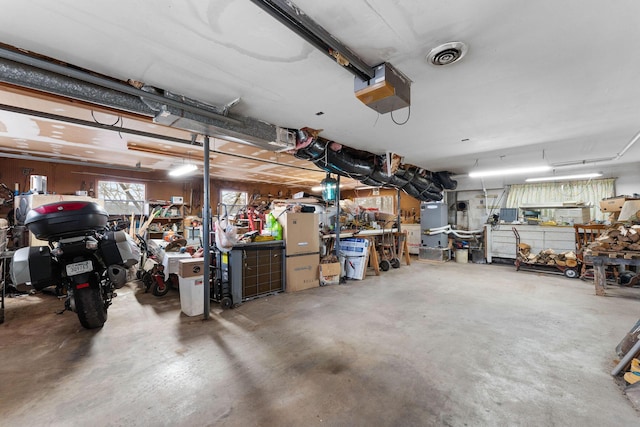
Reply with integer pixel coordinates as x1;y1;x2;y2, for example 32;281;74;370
518;243;578;266
585;224;640;253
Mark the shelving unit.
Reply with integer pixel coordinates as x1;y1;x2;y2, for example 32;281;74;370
147;201;185;239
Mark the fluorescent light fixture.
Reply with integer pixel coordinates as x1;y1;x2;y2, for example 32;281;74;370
525;173;603;182
468;165;551;178
169;163;197;176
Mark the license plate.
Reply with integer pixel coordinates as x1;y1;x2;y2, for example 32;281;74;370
66;260;93;276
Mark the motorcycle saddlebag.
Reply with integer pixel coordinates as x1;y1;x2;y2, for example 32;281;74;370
100;230;139;267
11;246;61;290
25;201;108;240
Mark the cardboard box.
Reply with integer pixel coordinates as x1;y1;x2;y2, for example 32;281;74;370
319;262;341;285
600;197;632;212
286;253;319;292
179;258;205;278
178;276;204;316
278;213;319;256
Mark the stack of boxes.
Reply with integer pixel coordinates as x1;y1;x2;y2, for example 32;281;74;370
600;196;639;222
278;212;320;292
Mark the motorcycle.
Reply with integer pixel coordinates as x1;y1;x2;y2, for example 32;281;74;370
10;201;138;329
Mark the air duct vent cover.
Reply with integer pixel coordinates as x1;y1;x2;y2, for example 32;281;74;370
427;42;468;66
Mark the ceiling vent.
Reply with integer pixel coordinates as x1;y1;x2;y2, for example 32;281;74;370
426;42;468;66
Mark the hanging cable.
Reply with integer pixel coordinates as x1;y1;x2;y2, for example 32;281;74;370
390;106;410;125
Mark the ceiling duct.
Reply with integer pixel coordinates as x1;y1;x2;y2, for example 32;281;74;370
0;45;291;152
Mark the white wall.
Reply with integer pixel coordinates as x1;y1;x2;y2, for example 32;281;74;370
613;163;640;196
454;188;508;231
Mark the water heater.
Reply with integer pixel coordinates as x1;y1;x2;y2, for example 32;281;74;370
30;175;47;194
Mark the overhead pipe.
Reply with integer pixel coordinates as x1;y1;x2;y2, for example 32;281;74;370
551;128;640;168
0;48;284;150
0;46;239;125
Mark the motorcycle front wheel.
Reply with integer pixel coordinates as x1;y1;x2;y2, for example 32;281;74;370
75;286;108;329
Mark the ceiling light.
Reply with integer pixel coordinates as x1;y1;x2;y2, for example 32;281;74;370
525;173;603;182
320;174;338;201
169;163;197;177
468;165;551;178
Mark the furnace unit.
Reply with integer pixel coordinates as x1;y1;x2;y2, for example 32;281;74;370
420;202;448;248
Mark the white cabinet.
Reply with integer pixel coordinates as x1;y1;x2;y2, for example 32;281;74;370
402;224;421;255
486;224;576;262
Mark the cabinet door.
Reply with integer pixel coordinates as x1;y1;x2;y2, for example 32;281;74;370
403;224;421;254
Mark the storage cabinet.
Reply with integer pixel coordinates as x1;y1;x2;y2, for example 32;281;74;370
218;241;285;305
402;223;421;255
486;224;576;262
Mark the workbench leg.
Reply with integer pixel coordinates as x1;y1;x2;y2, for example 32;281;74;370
368;238;380;276
402;233;411;266
593;259;606;296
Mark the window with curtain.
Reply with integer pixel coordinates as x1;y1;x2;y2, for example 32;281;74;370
505;178;615;221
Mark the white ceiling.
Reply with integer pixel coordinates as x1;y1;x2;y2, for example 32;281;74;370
1;0;640;189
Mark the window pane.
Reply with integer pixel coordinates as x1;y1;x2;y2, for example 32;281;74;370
98;181;146;215
220;190;248;217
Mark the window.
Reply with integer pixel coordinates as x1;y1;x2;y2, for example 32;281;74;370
220;190;248;217
354;195;395;214
506;178;615;221
98;180;146;215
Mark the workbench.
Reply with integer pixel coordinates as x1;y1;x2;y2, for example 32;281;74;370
322;229;411;276
584;254;640;296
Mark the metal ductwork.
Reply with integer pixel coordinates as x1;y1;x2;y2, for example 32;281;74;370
0;45;295;151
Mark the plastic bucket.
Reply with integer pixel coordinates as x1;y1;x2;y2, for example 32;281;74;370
455;249;468;264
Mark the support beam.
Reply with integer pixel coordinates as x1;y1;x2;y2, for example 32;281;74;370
203;135;212;319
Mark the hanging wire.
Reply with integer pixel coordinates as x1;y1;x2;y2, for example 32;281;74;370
91;110;123;138
390;106;411;125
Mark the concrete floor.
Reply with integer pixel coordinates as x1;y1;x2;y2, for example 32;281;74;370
1;261;639;426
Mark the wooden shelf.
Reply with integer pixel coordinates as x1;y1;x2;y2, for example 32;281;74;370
148;202;185;236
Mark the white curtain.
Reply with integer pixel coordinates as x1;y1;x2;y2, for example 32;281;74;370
506;178;615;221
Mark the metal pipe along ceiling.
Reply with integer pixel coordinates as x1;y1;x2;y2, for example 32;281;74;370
0;47;281;150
